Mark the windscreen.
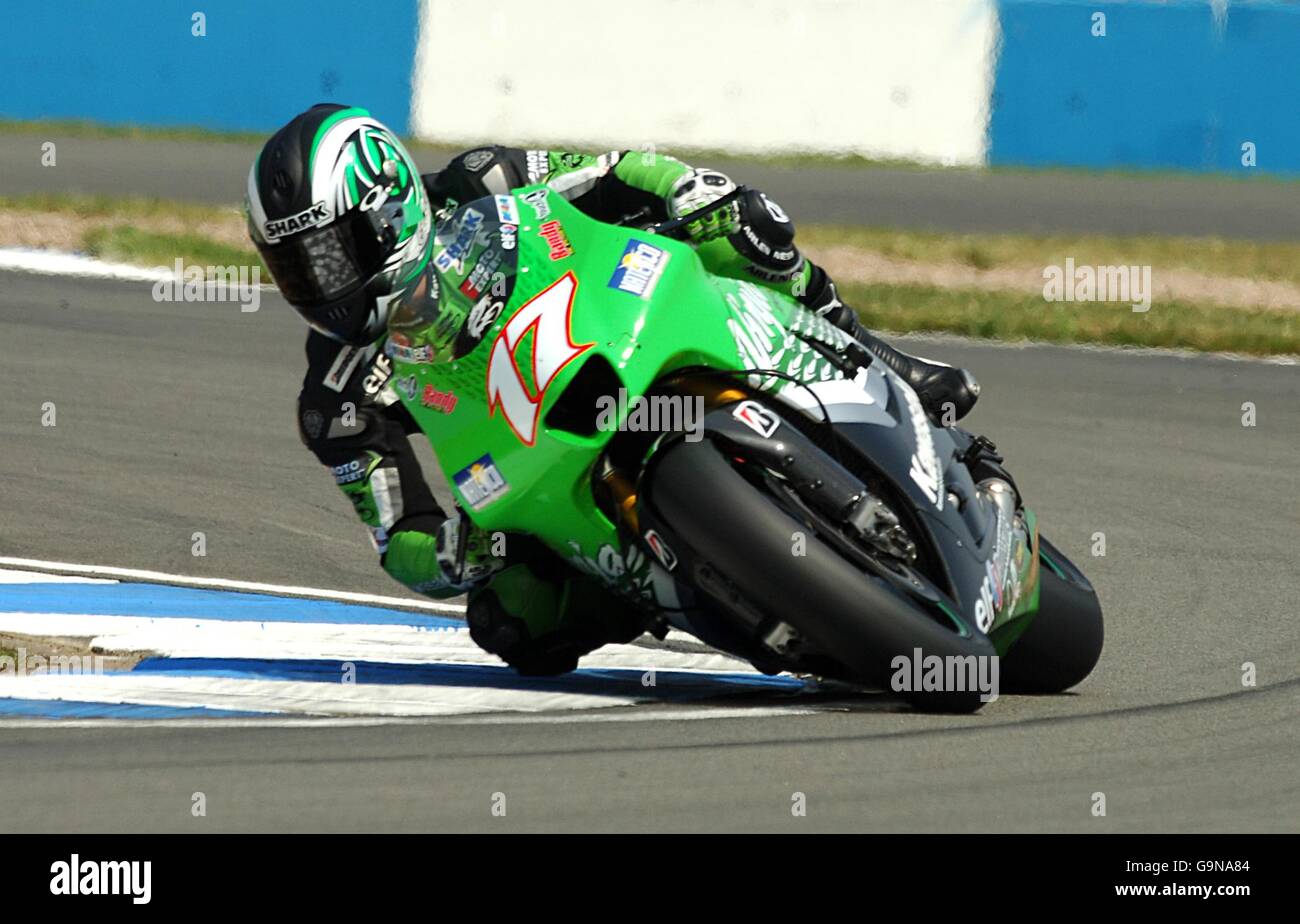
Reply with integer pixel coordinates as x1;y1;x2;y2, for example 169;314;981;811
386;195;520;363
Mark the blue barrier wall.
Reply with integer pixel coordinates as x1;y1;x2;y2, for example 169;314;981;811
0;0;420;133
991;0;1300;173
5;0;1299;175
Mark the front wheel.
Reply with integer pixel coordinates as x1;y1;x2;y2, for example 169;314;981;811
998;537;1104;693
647;439;997;713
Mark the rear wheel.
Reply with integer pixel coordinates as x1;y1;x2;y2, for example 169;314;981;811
999;538;1104;693
647;439;997;713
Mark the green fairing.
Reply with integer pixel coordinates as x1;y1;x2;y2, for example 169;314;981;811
388;186;843;609
389;185;1041;640
988;507;1044;655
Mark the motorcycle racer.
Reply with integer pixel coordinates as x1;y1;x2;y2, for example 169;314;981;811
247;104;981;674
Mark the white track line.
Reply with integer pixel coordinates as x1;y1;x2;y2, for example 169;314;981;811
0;247;274;288
0;556;465;615
0;672;639;717
0;667;798;718
0;248;179;282
0;704;824;729
0;560;715;654
0;567;805;722
0;612;760;674
0;568;116;585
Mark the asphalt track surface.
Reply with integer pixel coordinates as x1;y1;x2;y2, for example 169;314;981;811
7;131;1300;239
2;268;1297;832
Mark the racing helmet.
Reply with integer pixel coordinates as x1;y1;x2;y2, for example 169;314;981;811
246;104;433;344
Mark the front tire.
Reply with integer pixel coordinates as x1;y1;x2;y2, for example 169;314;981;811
999;538;1104;693
647;439;997;713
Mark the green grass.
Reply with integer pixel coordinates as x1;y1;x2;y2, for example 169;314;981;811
843;280;1300;357
800;224;1300;286
0;192;260;269
82;226;263;271
0;191;241;223
12;193;1300;288
3;190;1296;355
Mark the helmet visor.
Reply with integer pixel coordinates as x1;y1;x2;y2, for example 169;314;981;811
257;204;405;307
259;224;362;306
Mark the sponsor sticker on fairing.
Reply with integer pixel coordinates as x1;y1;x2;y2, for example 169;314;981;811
454;454;510;510
385;335;437;364
974;573;997;632
466;295;504;339
732;400;780;438
521;188;551;219
899;381;944;510
494;194;519;225
421;385;458;414
608;239;670;298
643;529;678;571
459;248;504;300
538;220;573;261
435;207;485;273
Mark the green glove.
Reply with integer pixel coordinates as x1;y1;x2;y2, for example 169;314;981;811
382;513;509;598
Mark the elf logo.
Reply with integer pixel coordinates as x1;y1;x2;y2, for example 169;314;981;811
362;353;393;396
49;854;151;904
487;272;592;445
974;574;998;633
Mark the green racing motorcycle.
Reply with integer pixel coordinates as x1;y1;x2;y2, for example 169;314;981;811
385;184;1104;712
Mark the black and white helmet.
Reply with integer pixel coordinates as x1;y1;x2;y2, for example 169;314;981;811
246;104;433;344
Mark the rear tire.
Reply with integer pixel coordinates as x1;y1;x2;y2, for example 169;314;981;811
648;439;997;713
999;538;1104;693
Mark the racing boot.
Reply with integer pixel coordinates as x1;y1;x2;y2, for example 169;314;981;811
467;561;649;676
801;267;980;423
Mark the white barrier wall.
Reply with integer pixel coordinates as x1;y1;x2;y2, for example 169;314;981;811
411;0;998;165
